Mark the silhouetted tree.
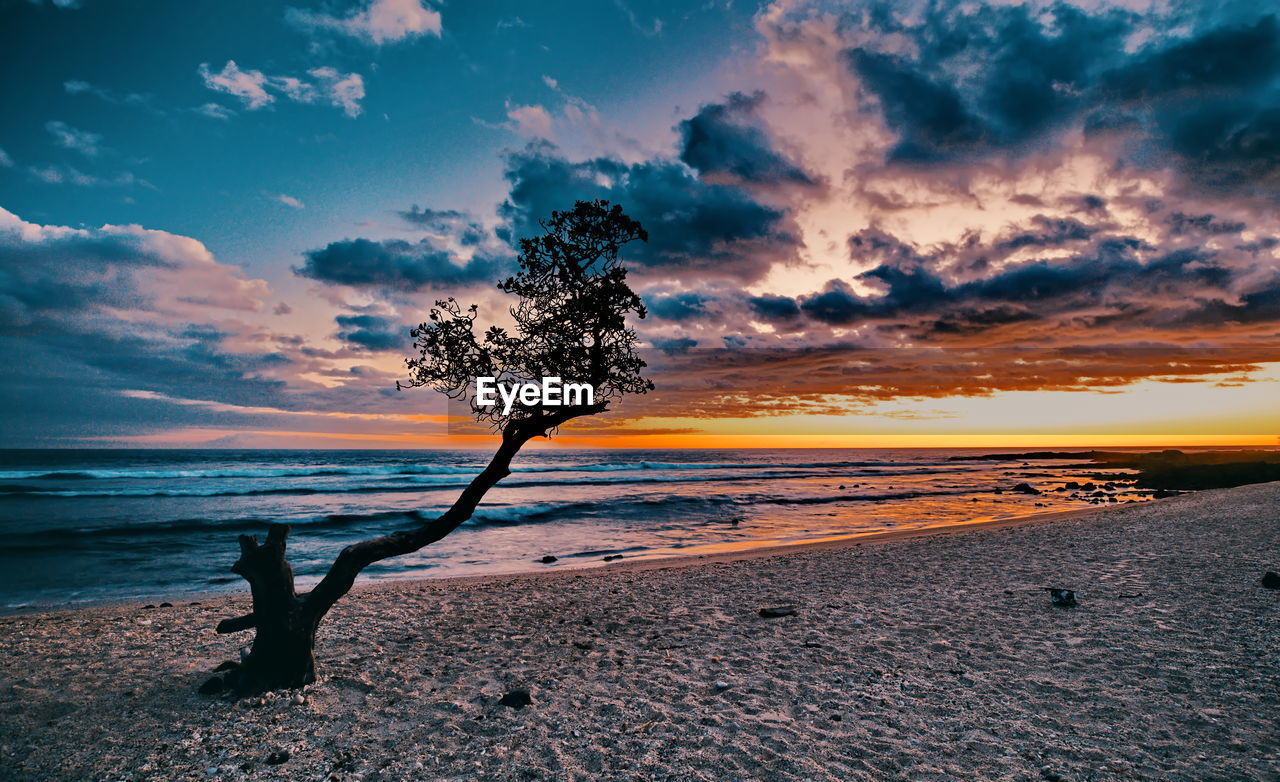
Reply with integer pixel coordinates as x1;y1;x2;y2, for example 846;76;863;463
206;200;651;695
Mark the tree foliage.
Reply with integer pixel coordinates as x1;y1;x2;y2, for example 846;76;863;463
399;199;653;431
204;201;654;696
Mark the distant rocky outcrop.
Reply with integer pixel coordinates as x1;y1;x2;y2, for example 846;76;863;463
950;449;1280;492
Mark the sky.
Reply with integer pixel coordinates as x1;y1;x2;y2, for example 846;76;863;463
0;0;1278;448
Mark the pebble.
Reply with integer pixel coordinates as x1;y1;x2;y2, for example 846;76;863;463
499;688;532;709
264;749;290;765
713;681;730;691
291;693;305;705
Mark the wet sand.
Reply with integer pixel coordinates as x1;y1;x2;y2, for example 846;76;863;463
1;483;1278;781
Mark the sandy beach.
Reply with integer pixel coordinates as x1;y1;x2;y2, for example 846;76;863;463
2;483;1278;781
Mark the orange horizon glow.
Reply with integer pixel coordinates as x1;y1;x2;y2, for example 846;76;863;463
82;428;1280;450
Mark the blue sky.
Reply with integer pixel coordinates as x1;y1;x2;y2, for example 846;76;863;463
1;0;1279;447
1;0;758;282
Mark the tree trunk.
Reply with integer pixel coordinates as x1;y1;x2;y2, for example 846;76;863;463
203;408;601;696
204;525;319;694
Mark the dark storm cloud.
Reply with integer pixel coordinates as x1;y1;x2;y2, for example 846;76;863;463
0;227;171;328
1099;15;1280;99
498;143;801;281
646;291;710;321
398;206;466;225
678;91;815;186
747;294;800;321
847;3;1132;161
335;313;407;351
845;5;1280;192
996;216;1095;251
775;223;1279;338
729;201;1280;346
1168;212;1248;236
650;336;698;355
296;238;509;290
0;209;429;445
397;206;489;246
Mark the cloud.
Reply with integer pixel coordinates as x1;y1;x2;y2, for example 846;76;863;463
296;237;509;290
0;207;270;329
398;205;465;225
498;143;801;281
0;207;444;445
45;120;103;157
647;292;711;321
199;61;272;110
26;164;149;189
287;0;442;45
678;92;814;186
505;103;554;138
273;193;305;209
835;4;1280;194
309;67;365;118
0;148;12;168
63;79;154;111
747;294;800;321
198;61;365;118
613;0;662;37
335;313;407;351
732;214;1280;346
194;102;236;121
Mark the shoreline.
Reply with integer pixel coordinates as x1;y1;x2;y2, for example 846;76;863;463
1;482;1277;780
2;503;1107;618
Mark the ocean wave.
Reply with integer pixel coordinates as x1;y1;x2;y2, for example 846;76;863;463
0;464;974;500
3;485;951;550
0;509;427;547
0;499;606;549
0;464;482;481
0;458;962;483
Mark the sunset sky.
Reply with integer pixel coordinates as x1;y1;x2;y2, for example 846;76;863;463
1;0;1278;448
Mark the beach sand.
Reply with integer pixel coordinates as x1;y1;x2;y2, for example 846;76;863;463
1;483;1277;781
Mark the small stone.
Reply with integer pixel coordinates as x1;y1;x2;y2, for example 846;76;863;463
499;688;532;709
539;555;558;564
264;749;290;765
1011;483;1041;495
1044;587;1078;607
1261;571;1280;589
291;693;306;705
713;680;730;691
159;602;173;607
758;606;796;618
603;554;623;562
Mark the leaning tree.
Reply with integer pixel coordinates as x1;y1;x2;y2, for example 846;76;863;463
204;200;652;695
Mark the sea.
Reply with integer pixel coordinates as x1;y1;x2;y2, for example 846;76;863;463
0;448;1154;611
